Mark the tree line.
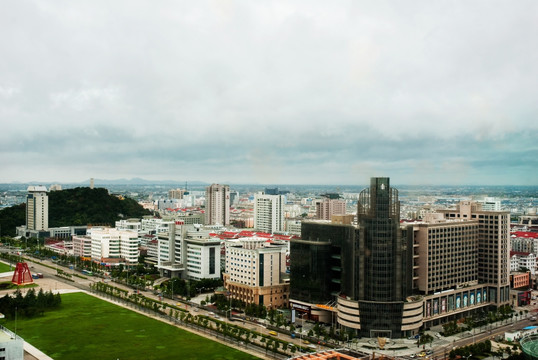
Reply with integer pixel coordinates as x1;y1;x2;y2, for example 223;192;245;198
0;288;61;318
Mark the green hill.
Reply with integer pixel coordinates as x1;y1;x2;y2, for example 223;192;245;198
0;187;152;237
0;203;25;238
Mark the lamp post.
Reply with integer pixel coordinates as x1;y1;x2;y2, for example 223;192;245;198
299;313;307;351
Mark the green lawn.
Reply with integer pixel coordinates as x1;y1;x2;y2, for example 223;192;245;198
2;292;260;360
0;261;13;273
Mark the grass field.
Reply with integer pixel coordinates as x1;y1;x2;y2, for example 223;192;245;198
0;261;13;273
2;292;260;360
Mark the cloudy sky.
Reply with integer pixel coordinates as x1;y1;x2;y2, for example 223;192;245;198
1;1;537;185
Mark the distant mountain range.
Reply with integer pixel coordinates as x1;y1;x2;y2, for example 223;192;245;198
9;178;210;186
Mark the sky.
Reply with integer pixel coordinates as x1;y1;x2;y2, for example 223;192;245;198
1;1;537;186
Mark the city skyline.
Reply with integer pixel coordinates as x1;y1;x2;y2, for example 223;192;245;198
1;1;537;185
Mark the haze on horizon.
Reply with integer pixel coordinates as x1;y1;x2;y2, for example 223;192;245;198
1;1;537;186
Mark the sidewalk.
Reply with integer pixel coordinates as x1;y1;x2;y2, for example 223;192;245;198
344;314;526;358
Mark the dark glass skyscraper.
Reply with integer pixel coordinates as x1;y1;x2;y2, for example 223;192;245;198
291;177;415;338
354;177;412;338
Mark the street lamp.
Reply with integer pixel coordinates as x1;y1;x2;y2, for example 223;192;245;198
298;313;307;350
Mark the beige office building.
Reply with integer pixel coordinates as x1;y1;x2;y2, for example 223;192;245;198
205;184;230;225
315;198;346;220
223;237;289;309
406;201;511;328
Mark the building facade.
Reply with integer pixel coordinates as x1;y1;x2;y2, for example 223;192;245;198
254;193;285;234
89;228;139;265
26;185;48;231
223;237;289;309
73;235;93;258
205;184;230;225
315;197;346;220
438;201;511;306
155;223;222;281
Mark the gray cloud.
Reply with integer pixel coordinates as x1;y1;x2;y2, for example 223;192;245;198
1;1;537;184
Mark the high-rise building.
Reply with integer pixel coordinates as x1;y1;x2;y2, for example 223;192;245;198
438;201;511;305
254;193;284;233
205;184;230;225
315;197;346;220
168;188;186;199
351;177;412;338
26;186;48;231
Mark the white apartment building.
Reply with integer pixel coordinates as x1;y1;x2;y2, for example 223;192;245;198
223;237;289;309
254;193;285;233
141;218;172;235
510;252;536;275
480;197;502;211
156;223;221;280
26;185;48;231
205;184;230;225
115;219;142;233
90;228;139;265
185;237;221;281
284;204;306;218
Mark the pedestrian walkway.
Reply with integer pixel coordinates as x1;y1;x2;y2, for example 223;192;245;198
342;314;526;359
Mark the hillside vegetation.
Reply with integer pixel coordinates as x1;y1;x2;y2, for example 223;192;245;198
0;187;152;237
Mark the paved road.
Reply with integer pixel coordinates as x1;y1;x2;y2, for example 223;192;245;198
11;253;538;360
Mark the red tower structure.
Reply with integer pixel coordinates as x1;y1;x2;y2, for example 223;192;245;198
11;262;33;285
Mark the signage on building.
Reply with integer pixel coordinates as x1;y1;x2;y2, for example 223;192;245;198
291;302;311;311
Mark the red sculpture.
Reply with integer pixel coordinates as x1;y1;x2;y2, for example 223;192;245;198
11;262;33;285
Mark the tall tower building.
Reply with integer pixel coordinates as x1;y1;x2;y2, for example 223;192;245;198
254;193;285;233
26;186;49;231
353;177;412;338
291;177;415;338
205;184;230;225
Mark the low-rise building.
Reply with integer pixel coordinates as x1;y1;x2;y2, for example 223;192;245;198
89;228;139;266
